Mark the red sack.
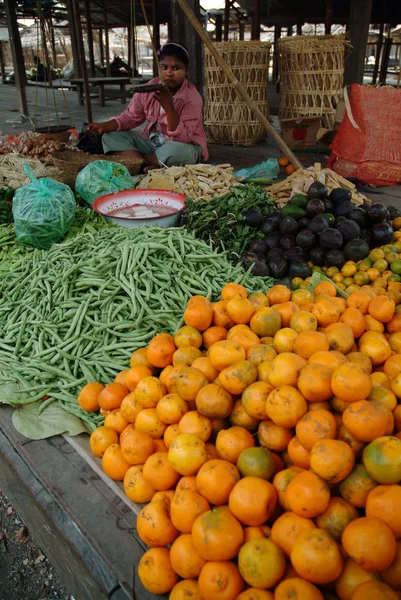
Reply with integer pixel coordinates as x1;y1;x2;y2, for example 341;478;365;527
328;84;401;186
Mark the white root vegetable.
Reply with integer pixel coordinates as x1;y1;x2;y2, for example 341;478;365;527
0;154;59;189
267;163;369;208
138;164;238;201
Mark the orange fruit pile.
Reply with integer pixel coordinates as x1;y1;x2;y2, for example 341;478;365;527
81;282;401;599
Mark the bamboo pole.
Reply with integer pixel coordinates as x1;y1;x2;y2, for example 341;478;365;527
175;0;303;169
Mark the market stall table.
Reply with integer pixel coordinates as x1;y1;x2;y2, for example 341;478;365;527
69;77;131;107
0;406;159;600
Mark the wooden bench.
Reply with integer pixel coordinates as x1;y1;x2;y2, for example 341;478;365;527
69;77;131;107
0;406;158;600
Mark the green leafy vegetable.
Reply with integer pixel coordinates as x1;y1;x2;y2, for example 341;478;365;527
183;184;276;258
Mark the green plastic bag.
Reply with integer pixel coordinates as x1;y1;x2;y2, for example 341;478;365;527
12;165;76;250
75;160;134;206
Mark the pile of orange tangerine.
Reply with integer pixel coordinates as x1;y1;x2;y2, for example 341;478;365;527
79;281;401;600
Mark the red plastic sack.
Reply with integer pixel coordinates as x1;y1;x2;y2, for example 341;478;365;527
328;84;401;186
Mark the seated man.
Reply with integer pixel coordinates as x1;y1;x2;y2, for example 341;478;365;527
86;42;208;170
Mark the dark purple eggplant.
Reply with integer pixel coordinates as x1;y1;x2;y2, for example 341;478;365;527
306;198;325;218
279;235;296;250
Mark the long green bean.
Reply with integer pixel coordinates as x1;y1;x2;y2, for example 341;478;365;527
0;224;273;429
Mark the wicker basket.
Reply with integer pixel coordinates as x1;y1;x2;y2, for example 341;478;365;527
279;35;347;130
34;126;72;143
204;41;271;146
51;150;143;176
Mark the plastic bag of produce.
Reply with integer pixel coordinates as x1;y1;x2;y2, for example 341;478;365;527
75;159;134;205
234;158;279;181
12;165;76;250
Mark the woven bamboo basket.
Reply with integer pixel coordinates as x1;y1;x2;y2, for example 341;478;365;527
51;150;143;176
204;41;271;146
279;35;347;130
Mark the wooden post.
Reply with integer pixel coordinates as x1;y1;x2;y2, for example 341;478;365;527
251;0;261;41
224;0;230;41
39;10;52;81
287;25;293;36
0;42;6;83
72;0;92;122
344;0;373;85
171;0;185;43
239;22;244;40
215;14;223;42
4;0;28;116
297;22;303;35
183;0;203;92
103;3;110;76
273;24;281;83
66;0;81;78
132;27;137;77
84;0;96;77
127;26;132;68
99;29;104;67
152;0;160;77
48;18;58;69
325;0;333;34
175;0;303;169
372;22;384;84
379;34;392;85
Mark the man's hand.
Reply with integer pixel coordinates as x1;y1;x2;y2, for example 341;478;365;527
85;120;118;136
154;87;175;112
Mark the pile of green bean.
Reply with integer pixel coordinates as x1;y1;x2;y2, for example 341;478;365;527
0;206;113;270
0;226;273;430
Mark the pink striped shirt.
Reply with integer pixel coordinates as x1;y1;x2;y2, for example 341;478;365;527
112;78;209;160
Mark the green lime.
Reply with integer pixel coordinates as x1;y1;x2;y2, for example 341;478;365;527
237;447;276;480
358;258;372;272
291;277;303;290
382;244;398;254
369;248;385;262
312;266;325;275
386;253;400;265
373;259;388;273
388;274;401;282
391;260;401;275
326;266;339;278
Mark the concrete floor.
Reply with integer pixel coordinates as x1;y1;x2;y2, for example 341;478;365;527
0;81;400;208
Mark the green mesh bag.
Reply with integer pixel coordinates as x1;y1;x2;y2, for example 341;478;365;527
12;165;76;250
75;160;134;205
